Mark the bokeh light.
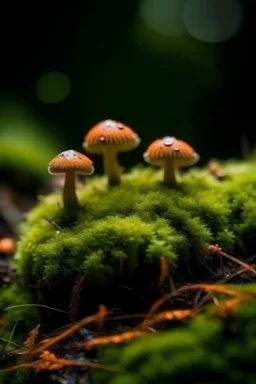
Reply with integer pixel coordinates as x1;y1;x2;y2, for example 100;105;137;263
0;102;61;179
35;71;71;103
138;0;187;37
183;0;243;43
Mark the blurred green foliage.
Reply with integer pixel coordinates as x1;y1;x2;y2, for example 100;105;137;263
94;291;256;384
0;103;61;183
0;283;38;347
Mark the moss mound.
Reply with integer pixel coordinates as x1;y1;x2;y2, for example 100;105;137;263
14;160;256;307
94;291;256;384
0;284;38;384
0;368;31;384
0;283;38;347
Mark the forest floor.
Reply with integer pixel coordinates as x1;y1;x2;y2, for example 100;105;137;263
1;175;256;384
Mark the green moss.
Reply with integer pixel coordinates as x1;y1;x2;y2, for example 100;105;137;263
0;284;38;384
94;295;256;384
0;283;38;348
0;369;31;384
14;160;256;290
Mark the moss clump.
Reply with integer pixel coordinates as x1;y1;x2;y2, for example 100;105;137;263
0;284;38;384
0;369;31;384
93;292;256;384
14;160;256;299
0;283;38;348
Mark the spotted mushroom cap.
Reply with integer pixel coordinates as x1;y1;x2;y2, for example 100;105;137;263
143;137;200;168
48;150;94;175
83;119;141;154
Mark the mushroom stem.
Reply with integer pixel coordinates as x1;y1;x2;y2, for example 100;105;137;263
63;170;79;207
103;149;121;186
164;160;176;186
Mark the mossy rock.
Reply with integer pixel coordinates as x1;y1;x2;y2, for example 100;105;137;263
93;289;256;384
14;160;256;311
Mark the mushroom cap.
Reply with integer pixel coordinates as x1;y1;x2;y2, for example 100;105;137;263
0;237;16;254
48;150;94;175
83;119;140;154
143;137;200;168
207;160;220;173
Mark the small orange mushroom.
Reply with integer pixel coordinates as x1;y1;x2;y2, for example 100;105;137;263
207;244;222;254
143;136;199;186
207;160;226;180
83;119;140;186
0;237;16;255
48;150;94;207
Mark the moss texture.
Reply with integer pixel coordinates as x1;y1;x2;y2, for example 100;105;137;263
0;284;38;384
0;369;31;384
14;160;256;292
2;160;256;382
0;283;38;347
93;289;256;384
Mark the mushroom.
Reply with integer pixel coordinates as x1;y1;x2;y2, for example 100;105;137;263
207;159;226;180
83;119;140;186
143;136;199;186
48;150;94;207
0;237;16;255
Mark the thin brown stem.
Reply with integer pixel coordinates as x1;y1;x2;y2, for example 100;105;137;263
63;171;79;207
163;160;176;186
103;149;121;186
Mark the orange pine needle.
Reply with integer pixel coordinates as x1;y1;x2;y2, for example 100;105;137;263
158;256;175;292
142;309;194;328
214;297;246;317
177;284;254;297
6;350;118;373
159;256;169;287
146;283;253;318
33;311;111;354
237;263;256;274
96;304;107;334
220;251;256;275
207;244;256;275
74;330;146;350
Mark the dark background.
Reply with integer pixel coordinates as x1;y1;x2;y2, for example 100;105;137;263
0;0;255;175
